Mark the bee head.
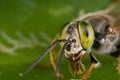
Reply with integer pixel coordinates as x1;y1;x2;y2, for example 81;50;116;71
60;21;94;61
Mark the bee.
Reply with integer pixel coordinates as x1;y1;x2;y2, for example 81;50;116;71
21;0;120;80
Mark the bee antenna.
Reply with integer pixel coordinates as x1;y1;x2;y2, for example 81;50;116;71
20;39;66;77
55;41;69;77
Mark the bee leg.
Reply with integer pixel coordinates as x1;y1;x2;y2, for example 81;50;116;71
117;55;120;73
80;60;86;72
110;49;120;73
50;49;63;78
103;0;120;13
34;63;51;68
34;35;60;68
49;34;63;78
81;53;98;80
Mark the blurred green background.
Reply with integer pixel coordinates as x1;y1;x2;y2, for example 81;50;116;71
0;0;120;80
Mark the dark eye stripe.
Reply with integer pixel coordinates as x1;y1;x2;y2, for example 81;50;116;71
86;30;89;37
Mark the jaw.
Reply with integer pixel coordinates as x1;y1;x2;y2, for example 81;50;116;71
64;49;86;62
69;52;86;76
70;60;83;75
68;48;86;75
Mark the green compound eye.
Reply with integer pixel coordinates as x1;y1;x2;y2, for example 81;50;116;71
78;21;94;50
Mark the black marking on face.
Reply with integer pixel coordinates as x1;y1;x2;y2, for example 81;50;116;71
67;22;78;34
66;43;71;52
